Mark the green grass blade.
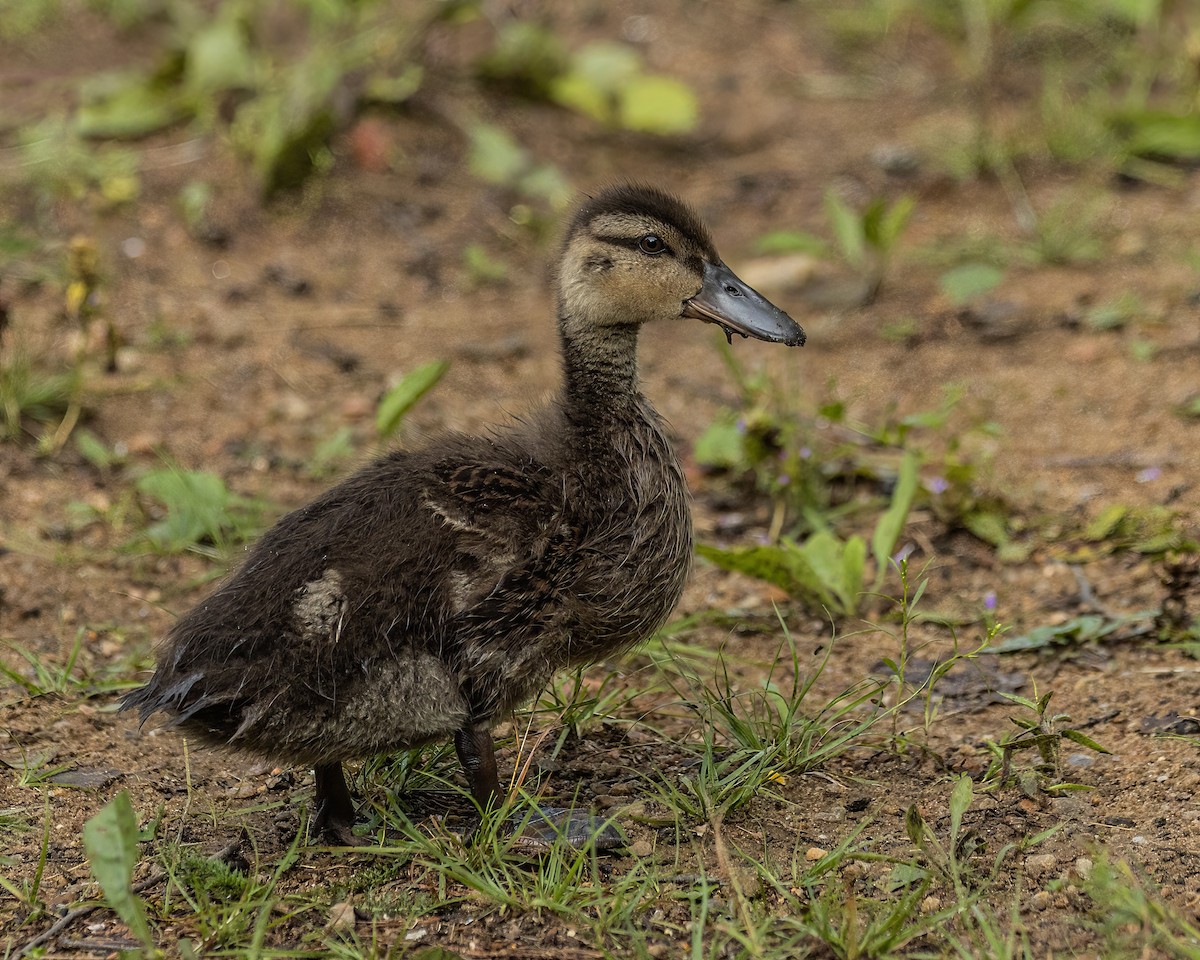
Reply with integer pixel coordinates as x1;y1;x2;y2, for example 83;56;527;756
872;449;920;592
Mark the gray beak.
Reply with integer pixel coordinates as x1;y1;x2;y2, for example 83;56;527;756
681;260;806;347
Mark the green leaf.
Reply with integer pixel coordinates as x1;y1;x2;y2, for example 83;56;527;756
178;179;212;232
364;64;424;104
76;73;187;139
697;542;836;612
308;425;354;478
871;450;920;591
824;191;865;268
948;775;973;841
693;416;745;469
1176;394;1200;420
1061;728;1113;755
463;244;507;285
939;263;1004;305
184;16;257;98
1100;0;1164;26
550;42;641;124
963;509;1010;548
1121;111;1200;160
877;194;916;250
569;41;641;93
753;230;828;256
1043;781;1094;793
617;75;698;135
478;21;567;93
885;862;929;892
83;792;153;948
989;613;1147;653
840;535;866;613
468;123;530;185
698;530;868;617
550;72;614;124
75;428;118;469
518;164;572;208
904;804;926;848
1084;504;1128;541
1085;293;1141;331
376;360;449;439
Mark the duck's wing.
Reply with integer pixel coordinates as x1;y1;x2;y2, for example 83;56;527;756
422;453;566;600
420;450;582;718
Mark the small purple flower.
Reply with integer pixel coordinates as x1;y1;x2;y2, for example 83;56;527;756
924;476;950;495
799;446;812;459
892;543;915;564
735;417;747;434
777;474;791;487
983;590;997;611
1136;466;1161;483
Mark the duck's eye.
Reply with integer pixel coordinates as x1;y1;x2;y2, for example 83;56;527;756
638;234;666;255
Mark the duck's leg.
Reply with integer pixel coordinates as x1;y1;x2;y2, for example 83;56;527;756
313;761;360;845
454;723;501;811
453;722;622;853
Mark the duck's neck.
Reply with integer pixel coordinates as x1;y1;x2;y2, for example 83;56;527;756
558;319;643;424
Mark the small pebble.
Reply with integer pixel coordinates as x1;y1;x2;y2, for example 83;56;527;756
629;839;653;858
805;847;828;861
341;395;373;420
920;895;942;914
326;901;356;932
871;143;921;175
1031;890;1053;911
1074;857;1093;881
276;392;312;422
1026;853;1057;877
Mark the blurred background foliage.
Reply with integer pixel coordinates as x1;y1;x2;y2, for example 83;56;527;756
1;0;1197;207
1;0;1198;586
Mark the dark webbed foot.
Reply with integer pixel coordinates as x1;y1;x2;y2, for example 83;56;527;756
312;762;367;846
504;807;625;854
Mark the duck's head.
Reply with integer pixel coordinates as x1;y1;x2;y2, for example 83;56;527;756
557;183;806;348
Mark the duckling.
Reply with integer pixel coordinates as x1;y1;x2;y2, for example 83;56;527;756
123;183;805;846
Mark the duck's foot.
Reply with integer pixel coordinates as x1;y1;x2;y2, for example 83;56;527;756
312;761;368;846
503;807;625;854
313;811;368;847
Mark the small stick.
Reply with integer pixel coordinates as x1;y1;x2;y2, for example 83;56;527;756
16;871;165;958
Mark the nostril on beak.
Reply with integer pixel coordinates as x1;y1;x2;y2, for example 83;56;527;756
724;284;741;296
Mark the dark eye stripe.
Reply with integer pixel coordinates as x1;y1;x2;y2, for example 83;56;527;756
594;234;675;256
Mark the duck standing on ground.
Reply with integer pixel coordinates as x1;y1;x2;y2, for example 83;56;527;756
124;183;806;845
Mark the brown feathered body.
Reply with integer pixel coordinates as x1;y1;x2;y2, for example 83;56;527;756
125;361;691;766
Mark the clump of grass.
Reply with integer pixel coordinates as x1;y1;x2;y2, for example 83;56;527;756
0;350;78;444
650;620;889;822
1086;856;1200;958
0;631;84;699
981;687;1112;797
133;465;268;558
159;831;310;952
